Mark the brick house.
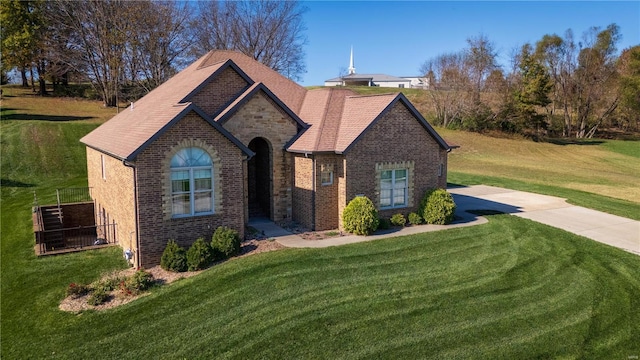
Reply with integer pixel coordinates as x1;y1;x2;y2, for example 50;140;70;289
81;50;453;268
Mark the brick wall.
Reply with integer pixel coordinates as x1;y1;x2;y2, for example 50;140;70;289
292;154;313;229
190;66;249;116
86;147;137;261
343;102;447;223
221;91;298;222
135;112;245;267
313;154;342;230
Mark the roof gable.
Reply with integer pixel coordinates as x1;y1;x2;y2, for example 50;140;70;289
180;60;254;103
214;82;308;131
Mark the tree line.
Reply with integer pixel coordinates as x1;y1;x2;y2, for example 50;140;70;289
420;27;639;138
0;0;307;107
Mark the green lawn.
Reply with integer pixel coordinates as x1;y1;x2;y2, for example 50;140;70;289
2;86;639;359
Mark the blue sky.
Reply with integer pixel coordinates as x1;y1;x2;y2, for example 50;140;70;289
299;1;640;85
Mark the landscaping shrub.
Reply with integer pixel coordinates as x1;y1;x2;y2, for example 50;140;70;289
342;196;379;235
87;287;109;306
408;212;423;225
390;213;407;227
160;239;187;272
124;269;154;293
377;218;390;230
65;283;90;298
91;276;123;293
420;188;456;225
211;226;241;259
187;237;213;271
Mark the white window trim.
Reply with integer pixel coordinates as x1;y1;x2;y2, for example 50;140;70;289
438;163;444;177
171;166;214;218
380;168;408;210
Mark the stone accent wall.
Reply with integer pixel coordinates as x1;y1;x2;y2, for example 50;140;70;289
313;154;342;231
86;147;137;261
292;154;313;229
190;66;249;116
135;112;245;267
343;102;446;223
221;91;298;221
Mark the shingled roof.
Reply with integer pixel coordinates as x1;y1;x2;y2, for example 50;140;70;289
81;50;449;161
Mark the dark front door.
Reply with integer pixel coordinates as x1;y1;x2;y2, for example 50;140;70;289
247;137;272;219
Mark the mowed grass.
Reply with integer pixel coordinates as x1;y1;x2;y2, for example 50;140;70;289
2;210;639;359
1;86;639;358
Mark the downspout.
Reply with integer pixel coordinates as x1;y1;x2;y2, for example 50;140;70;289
123;159;141;269
308;153;316;230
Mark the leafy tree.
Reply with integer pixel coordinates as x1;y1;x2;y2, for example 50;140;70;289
616;46;640;131
192;0;308;81
514;44;553;134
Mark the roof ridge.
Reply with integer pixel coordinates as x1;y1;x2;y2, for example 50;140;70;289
312;89;333;151
347;93;399;98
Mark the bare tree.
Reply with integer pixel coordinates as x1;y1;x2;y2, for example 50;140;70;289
419;52;472;127
465;34;499;101
192;0;308;80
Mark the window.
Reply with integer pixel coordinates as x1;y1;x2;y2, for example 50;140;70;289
380;169;407;208
170;147;213;217
321;170;333;186
438;163;444;177
398;84;405;88
101;154;106;180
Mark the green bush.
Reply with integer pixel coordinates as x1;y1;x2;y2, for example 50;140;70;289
187;237;213;271
211;226;241;259
91;276;123;293
420;188;456;225
160;239;188;272
65;283;90;298
408;212;423;225
123;269;154;294
378;217;390;230
87;287;109;306
390;213;406;227
342;196;379;235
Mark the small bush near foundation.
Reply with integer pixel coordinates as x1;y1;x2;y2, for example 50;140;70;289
342;196;379;235
160;239;187;272
420;189;456;225
122;269;154;295
65;283;90;298
187;237;213;271
211;226;241;260
87;287;109;306
408;212;423;225
378;218;390;230
390;213;407;227
91;276;123;293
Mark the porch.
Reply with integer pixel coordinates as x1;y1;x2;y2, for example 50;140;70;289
32;188;117;256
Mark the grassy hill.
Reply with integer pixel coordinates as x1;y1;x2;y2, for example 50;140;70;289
1;86;639;359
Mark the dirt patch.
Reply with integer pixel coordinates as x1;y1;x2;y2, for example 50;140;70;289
59;237;286;313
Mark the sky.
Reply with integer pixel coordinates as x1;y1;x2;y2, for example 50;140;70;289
299;1;640;85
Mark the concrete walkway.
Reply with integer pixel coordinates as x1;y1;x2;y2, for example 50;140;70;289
250;185;639;256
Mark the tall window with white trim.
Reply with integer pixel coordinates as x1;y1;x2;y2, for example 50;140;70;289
170;147;213;217
380;169;407;209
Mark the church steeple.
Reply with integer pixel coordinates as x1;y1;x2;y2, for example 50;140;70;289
348;46;356;75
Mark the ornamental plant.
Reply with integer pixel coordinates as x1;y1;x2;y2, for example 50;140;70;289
160;239;188;272
408;212;423;225
187;237;213;271
390;213;407;227
342;196;379;235
419;188;456;225
211;226;241;260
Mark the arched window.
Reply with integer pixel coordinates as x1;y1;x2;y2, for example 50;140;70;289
170;147;213;217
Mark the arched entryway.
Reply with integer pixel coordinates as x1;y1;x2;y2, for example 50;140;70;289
247;137;272;219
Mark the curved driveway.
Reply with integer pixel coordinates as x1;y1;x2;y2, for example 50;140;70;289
449;185;640;255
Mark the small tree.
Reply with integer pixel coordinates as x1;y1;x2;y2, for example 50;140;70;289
342;196;379;235
186;237;213;271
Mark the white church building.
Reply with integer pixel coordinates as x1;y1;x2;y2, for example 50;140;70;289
324;48;429;89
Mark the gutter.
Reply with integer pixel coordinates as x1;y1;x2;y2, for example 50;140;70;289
122;159;141;269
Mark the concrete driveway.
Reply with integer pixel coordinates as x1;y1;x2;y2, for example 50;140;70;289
449;185;640;255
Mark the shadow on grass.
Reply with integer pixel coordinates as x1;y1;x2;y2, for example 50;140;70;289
1;178;35;188
1;113;94;122
545;138;604;146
